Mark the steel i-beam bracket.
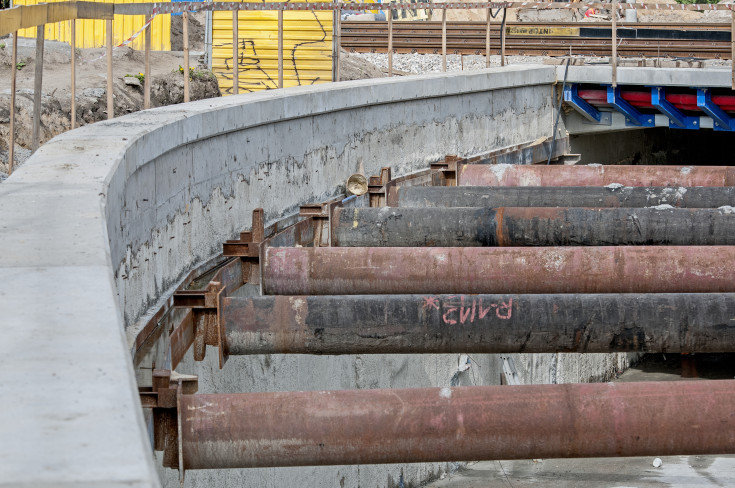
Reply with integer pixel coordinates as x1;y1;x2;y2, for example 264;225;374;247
139;369;197;482
430;155;461;187
606;85;655;128
563;84;611;125
651;86;699;130
697;88;735;132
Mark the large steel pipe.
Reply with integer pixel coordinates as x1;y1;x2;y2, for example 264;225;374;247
263;246;735;295
398;185;735;209
223;293;735;355
181;380;735;469
457;164;735;187
332;207;735;247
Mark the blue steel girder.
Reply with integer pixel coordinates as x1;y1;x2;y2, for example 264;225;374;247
563;84;604;123
606;85;655;127
697;88;735;132
650;87;699;130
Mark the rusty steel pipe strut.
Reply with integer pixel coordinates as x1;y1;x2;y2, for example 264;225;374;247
457;164;735;187
332;206;735;247
263;246;735;295
398;185;735;209
222;293;735;355
179;380;735;469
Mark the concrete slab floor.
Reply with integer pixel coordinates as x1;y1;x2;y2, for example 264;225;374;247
426;354;735;488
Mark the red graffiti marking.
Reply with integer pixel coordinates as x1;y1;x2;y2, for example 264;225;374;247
423;296;440;310
496;299;513;320
428;296;513;325
459;296;476;324
443;307;458;325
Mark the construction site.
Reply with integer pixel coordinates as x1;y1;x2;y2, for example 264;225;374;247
3;1;735;487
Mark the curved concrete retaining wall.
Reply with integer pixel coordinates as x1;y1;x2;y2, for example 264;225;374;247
0;65;634;488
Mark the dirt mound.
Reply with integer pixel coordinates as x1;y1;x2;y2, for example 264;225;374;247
0;67;220;174
170;12;207;52
339;49;385;81
150;69;220;107
0;37;220;175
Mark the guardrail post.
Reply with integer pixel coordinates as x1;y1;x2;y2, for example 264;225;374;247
441;6;447;72
32;25;44;152
388;5;394;76
334;3;341;82
145;14;151;109
278;6;284;88
500;7;507;66
70;19;76;130
106;19;114;119
233;8;239;95
485;7;491;68
9;31;17;174
184;10;190;103
612;0;618;88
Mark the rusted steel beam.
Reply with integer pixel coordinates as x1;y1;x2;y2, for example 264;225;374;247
179;380;735;469
332;207;735;247
223;293;735;355
398;185;735;209
457;164;735;187
263;246;735;295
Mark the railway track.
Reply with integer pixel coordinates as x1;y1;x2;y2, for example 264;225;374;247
341;21;734;59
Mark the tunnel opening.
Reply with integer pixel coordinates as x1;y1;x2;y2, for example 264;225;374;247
571;128;735;166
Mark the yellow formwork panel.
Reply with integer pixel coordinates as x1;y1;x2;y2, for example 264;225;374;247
16;0;170;51
213;2;333;94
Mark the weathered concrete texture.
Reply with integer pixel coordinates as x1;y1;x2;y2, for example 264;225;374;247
106;69;556;330
0;64;638;488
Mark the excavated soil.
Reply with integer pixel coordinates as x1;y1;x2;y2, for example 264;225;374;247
0;12;217;176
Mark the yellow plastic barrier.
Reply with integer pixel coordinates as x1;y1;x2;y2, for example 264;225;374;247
15;0;170;51
212;0;333;94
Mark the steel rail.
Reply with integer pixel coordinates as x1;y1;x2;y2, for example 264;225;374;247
342;21;734;58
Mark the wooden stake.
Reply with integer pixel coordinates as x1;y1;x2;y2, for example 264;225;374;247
441;7;447;72
335;4;341;82
9;31;17;174
70;20;76;130
278;8;284;88
731;9;735;90
500;8;507;66
233;10;239;95
183;11;190;103
32;25;44;153
388;7;394;76
485;7;491;68
612;0;618;88
145;14;151;109
106;19;113;119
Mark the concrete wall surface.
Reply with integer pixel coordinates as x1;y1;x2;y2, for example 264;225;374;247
557;65;734;88
0;64;634;488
